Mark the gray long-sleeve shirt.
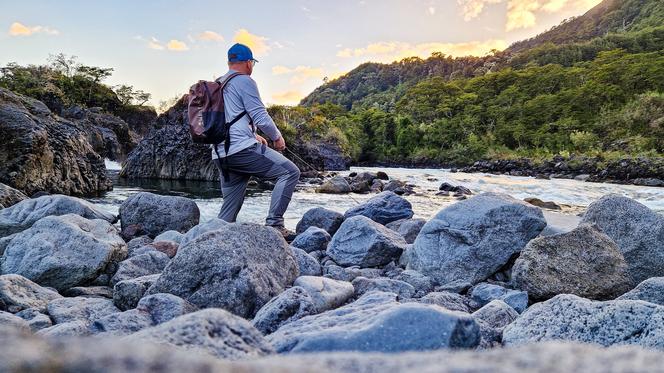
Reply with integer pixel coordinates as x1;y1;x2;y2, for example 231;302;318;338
211;69;282;159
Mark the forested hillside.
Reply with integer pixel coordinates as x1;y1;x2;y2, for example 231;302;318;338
298;0;664;165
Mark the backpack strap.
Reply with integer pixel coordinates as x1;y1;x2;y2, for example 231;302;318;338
215;72;251;182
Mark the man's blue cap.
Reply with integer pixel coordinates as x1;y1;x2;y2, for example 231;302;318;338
228;43;257;63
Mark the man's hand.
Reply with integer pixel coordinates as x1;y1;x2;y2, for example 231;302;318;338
255;134;268;145
273;136;286;151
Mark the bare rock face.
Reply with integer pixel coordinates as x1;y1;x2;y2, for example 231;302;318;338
0;183;27;208
0;88;112;196
512;224;631;301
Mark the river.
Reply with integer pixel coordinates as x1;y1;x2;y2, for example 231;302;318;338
94;160;663;230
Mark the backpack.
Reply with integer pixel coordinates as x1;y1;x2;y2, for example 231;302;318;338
186;72;248;157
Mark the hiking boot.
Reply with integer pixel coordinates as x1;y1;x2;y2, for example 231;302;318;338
269;225;297;242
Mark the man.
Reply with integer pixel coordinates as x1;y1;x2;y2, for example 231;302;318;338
212;43;300;238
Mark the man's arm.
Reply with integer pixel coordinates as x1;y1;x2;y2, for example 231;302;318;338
238;77;283;142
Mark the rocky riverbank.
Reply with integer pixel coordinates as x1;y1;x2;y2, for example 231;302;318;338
1;183;663;371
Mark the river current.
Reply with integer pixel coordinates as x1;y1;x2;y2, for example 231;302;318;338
95;160;663;230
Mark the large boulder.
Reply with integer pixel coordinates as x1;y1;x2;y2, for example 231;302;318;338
119;192;200;238
292;248;322;276
295;207;344;235
147;223;298;318
0;194;116;237
1;214;127;291
327;215;407;267
617;277;664;306
126;309;274;360
0;88;112;196
408;193;546;288
113;274;161;311
581;194;664;285
0;274;62;313
267;291;480;353
503;294;664;348
252;286;318;335
473;300;519;347
512;224;631;301
0;183;27;208
344;191;414;225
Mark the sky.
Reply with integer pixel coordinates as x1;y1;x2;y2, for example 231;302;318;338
1;0;603;108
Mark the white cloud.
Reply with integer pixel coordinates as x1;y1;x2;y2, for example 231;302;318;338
233;28;270;56
196;31;224;42
336;39;507;62
148;37;165;50
458;0;603;30
167;39;188;51
8;22;59;36
271;65;325;85
271;90;304;105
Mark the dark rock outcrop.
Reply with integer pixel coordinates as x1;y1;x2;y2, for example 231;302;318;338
0;88;112;195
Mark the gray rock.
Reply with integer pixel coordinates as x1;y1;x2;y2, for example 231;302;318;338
512;224;631;301
1;214;127;291
15;308;53;331
581;194;664;285
394;270;436;297
267;291;480;353
0;233;16;256
127;309;274;359
119;192;200;238
179;218;228;247
153;230;183;244
0;310;30;331
296;207;345;235
293;247;322;276
418;292;475;313
126;236;153;253
110;251;170;286
323;264;357;282
252;286;318;335
327;215;407;268
147;223;298;318
0;274;62;313
409;193;546;288
127;245;157;258
294;276;355;312
470;283;528;314
386;218;426;244
352;276;416;299
63;286;113;299
47;297;120;325
503;294;664;348
0;195;116;237
316;176;351;194
94;293;198;336
113;274;160;311
473;300;519;347
617;277;664;305
0;183;27;208
292;226;331;253
344;191;414;225
37;320;92;337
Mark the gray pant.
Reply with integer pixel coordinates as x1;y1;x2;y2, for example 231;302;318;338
214;143;300;227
